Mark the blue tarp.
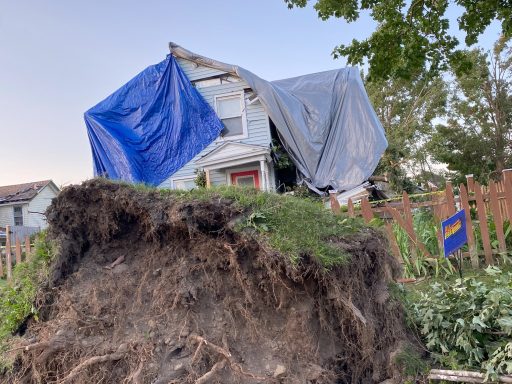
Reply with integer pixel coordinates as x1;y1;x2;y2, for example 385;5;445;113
84;55;223;186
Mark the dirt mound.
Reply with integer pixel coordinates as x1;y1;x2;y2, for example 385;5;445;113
5;180;411;383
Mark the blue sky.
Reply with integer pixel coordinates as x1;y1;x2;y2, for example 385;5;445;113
0;1;501;186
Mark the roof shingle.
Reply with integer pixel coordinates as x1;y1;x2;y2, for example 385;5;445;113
0;180;52;205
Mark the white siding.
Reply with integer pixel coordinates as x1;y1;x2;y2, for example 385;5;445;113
0;203;29;227
160;58;273;189
26;185;59;228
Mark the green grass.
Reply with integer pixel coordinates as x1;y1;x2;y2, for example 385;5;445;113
114;181;364;267
0;231;57;371
160;185;364;266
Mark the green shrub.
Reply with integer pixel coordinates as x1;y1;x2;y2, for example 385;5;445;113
409;266;512;380
0;230;57;370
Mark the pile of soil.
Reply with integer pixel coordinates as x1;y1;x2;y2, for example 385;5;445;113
6;180;412;383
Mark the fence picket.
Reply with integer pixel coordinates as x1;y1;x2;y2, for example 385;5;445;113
490;182;507;254
460;184;479;268
347;198;355;218
445;182;456;216
25;236;31;261
361;198;373;223
329;192;341;215
475;182;493;265
15;237;22;265
402;191;418;261
6;225;12;280
385;222;402;261
385;205;432;259
503;170;512;223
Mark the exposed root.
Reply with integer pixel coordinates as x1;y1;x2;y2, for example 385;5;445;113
195;360;226;384
189;334;267;382
59;344;128;383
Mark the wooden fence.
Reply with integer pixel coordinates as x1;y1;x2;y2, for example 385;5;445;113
0;225;33;281
331;170;512;268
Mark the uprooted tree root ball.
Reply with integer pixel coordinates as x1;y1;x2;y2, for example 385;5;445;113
3;180;415;383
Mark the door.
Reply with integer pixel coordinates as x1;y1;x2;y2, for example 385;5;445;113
230;170;260;189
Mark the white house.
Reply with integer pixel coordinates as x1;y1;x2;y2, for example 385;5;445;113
158;53;275;192
0;180;60;230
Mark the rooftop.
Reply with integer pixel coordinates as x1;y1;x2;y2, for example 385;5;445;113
0;180;53;205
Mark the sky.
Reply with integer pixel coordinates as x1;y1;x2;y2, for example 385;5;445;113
0;1;501;187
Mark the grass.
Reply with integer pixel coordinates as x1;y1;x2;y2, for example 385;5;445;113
0;231;57;371
133;183;365;267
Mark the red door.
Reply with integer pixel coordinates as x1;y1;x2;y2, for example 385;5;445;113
231;170;260;189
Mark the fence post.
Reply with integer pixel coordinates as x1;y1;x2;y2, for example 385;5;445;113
347;198;355;218
6;225;12;281
460;184;479;268
329;191;341;215
475;182;493;265
490;181;507;255
25;236;31;261
361;198;373;223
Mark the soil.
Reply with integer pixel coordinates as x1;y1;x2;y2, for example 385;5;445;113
4;180;413;383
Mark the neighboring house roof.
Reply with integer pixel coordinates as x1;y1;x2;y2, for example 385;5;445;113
0;180;58;205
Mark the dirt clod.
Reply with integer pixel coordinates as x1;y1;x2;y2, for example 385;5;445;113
4;180;413;383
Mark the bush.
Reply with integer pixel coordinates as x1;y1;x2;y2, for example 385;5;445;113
409;266;512;380
0;231;57;370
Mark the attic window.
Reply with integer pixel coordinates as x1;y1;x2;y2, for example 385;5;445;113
214;92;247;140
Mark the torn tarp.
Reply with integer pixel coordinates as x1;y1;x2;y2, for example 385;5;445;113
84;55;223;186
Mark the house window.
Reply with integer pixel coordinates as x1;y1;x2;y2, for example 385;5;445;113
13;206;23;226
231;170;260;189
215;93;247;139
173;178;196;191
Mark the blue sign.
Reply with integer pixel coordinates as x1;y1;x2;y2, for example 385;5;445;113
442;210;468;257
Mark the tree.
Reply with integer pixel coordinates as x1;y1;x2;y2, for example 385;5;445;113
366;73;447;191
428;36;512;184
284;0;511;80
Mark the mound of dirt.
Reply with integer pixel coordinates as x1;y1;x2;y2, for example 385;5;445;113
6;180;412;383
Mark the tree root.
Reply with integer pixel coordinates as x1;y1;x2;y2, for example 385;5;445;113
189;334;266;383
59;344;128;384
195;360;226;384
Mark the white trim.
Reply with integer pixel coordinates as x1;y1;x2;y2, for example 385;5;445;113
171;176;196;190
226;166;262;189
214;91;248;141
195;142;271;169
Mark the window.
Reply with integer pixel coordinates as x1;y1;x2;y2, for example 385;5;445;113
173;178;196;191
231;170;260;189
13;205;23;226
215;93;247;139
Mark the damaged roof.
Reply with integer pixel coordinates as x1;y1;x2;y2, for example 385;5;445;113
0;180;55;205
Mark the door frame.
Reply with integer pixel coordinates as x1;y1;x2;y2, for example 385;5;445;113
230;170;260;189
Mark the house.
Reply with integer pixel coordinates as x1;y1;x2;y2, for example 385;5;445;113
85;43;386;193
158;49;275;191
0;180;60;231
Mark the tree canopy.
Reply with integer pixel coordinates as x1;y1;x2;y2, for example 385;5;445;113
428;36;512;184
285;0;511;80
